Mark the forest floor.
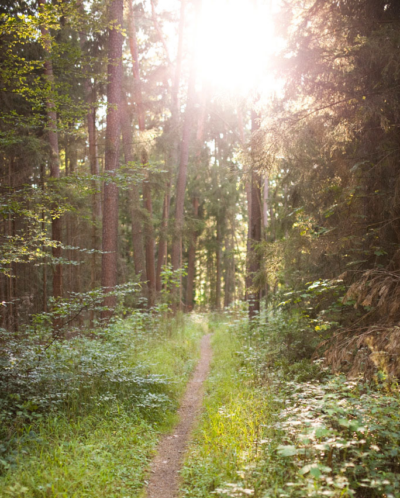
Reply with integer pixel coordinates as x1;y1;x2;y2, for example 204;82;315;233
1;313;400;498
145;333;212;498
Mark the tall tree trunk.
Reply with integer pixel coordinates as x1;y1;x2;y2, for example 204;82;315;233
263;175;269;234
156;0;187;292
170;0;201;289
185;89;207;310
39;0;62;304
238;108;252;300
79;26;101;315
248;109;262;320
128;0;156;307
185;196;199;310
215;217;222;310
101;0;123;318
156;173;171;291
224;214;235;308
263;175;269;300
40;163;48;313
121;105;146;283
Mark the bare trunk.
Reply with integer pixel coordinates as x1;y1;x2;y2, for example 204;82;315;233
224;216;235;308
238;108;252;299
263;175;269;301
143;181;156;307
79;27;101;306
216;218;222;310
185;197;199;310
156;176;171;291
121;106;146;282
185;89;206;310
170;0;201;278
263;175;269;233
155;0;187;293
39;0;62;303
248;109;262;320
128;0;156;306
101;0;123;318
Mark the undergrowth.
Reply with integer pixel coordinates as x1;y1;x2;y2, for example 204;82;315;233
0;312;204;497
180;309;400;498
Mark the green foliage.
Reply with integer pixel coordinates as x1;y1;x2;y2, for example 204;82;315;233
180;316;277;497
0;313;204;496
181;313;400;498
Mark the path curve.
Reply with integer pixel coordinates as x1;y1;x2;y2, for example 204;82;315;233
146;333;212;498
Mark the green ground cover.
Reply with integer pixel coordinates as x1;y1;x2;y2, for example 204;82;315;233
180;312;400;498
0;312;204;497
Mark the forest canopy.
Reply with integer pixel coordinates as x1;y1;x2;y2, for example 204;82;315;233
1;0;400;377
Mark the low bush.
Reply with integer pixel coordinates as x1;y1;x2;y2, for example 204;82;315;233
0;311;203;497
180;310;400;498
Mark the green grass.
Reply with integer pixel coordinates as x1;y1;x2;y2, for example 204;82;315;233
179;316;279;498
0;313;204;497
180;312;400;498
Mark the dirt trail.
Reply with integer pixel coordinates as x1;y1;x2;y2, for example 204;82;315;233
146;333;212;498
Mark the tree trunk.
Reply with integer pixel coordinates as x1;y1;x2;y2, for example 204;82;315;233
121;105;146;283
216;217;222;310
156;175;171;291
185;197;199;310
185;88;207;310
128;0;156;307
79;27;101;311
224;215;235;308
248;109;262;320
263;175;269;234
170;0;201;284
238;108;252;300
39;0;62;304
155;0;187;293
101;0;123;318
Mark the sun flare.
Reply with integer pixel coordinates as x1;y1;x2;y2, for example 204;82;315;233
196;0;276;94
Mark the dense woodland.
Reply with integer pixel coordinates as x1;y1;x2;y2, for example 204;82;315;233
1;0;400;496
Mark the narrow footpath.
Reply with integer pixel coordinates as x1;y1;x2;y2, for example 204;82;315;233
146;333;213;498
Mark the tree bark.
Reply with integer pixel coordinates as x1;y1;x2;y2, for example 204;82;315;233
79;24;101;304
224;214;235;308
215;217;222;310
39;0;62;303
101;0;123;318
238;108;252;300
185;196;199;310
185;89;207;310
121;105;146;283
156;175;171;291
248;109;262;320
155;0;187;293
128;0;156;307
170;0;201;282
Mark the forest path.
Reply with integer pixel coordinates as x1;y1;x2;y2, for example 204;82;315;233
145;333;213;498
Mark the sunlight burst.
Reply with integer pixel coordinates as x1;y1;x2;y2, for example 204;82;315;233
196;0;276;94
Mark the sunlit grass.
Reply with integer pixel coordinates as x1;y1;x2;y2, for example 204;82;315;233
0;313;204;497
179;316;278;497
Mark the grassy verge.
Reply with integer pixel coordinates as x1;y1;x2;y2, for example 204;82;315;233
180;312;400;498
179;315;281;497
0;313;204;497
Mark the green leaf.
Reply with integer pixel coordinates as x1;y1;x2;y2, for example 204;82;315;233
310;468;322;478
277;445;298;456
